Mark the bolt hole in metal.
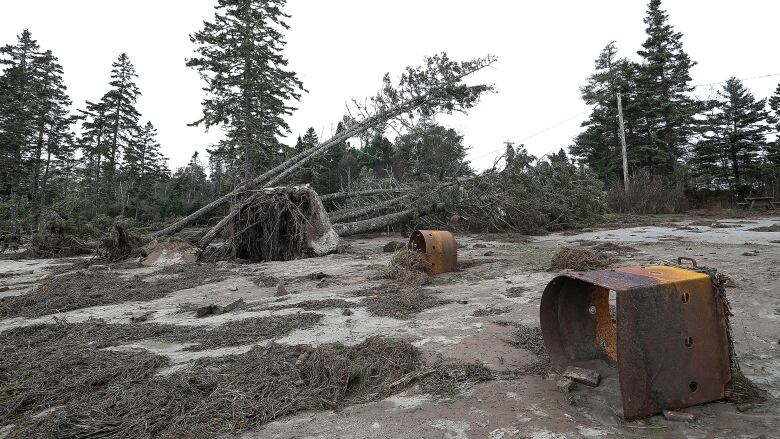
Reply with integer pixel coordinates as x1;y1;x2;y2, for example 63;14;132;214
588;305;597;315
685;336;694;347
689;381;698;392
681;292;690;303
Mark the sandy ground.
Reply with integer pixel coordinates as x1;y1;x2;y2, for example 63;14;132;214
1;215;779;438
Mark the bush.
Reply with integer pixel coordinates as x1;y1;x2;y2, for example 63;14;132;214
607;169;688;214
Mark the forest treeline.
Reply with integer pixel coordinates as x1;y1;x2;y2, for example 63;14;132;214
1;0;779;237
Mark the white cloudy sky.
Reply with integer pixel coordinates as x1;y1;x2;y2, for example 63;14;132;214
2;1;780;171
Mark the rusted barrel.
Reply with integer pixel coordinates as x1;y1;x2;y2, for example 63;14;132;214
408;230;457;275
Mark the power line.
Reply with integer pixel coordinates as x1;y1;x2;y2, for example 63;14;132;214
691;72;780;89
471;108;590;161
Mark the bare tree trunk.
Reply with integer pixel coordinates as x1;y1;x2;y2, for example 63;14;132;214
332;203;443;237
320;187;410;203
328;193;413;223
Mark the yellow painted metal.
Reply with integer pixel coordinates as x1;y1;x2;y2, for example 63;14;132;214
408;230;458;275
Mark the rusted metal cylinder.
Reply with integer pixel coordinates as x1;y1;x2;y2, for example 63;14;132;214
408;230;458;275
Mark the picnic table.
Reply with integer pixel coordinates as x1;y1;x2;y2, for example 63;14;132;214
737;196;776;210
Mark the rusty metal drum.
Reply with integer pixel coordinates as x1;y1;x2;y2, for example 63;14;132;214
408;230;458;275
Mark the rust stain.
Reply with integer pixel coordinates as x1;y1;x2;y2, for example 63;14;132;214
592;287;617;361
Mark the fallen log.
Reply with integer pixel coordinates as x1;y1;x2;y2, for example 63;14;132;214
320;188;411;203
332;203;444;237
328;193;414;224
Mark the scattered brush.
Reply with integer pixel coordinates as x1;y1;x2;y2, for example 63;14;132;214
3;325;423;438
504;286;529;298
257;298;355;313
749;224;780;232
385;248;428;286
418;362;494;397
361;287;452;319
587;242;638;255
497;322;551;377
0;264;230;318
550;247;613;271
24;210;94;258
472;306;510;317
725;370;771;404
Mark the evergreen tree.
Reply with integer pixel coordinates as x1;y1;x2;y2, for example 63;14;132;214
101;53;141;204
125;121;166;219
187;0;305;180
634;0;698;174
0;30;74;220
694;78;769;191
29;49;73;211
359;132;396;178
395;123;471;181
292;127;321;190
571;42;640;180
766;83;780;165
0;30;41;206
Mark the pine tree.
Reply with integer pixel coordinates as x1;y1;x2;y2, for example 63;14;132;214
395;123;471;181
187;0;305;181
634;0;699;174
125;121;166;219
571;42;640;181
766;83;780;165
29;49;73;211
0;30;41;207
359;132;396;179
101;53;141;205
694;78;769;191
0;30;74;220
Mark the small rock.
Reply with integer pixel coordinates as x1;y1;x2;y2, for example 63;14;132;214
342;308;353;316
662;410;696;422
229;286;238;292
88;264;107;271
457;300;469;305
309;271;328;280
195;304;221;318
0;286;9;292
130;311;154;323
557;377;576;393
222;299;245;313
563;366;600;387
483;251;495;256
383;241;406;253
276;282;289;296
296;350;311;365
736;403;756;413
473;243;488;249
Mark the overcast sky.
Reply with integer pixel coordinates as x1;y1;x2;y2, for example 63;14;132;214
3;1;780;171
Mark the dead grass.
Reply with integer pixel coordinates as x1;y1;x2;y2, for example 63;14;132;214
550;247;613;271
496;322;551;376
504;286;529;298
0;264;230;319
385;249;428;286
1;322;422;438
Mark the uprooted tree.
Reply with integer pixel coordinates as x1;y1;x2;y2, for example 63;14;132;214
147;53;497;258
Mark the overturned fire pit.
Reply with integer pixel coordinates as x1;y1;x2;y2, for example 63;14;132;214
540;260;732;419
228;185;339;262
408;230;457;275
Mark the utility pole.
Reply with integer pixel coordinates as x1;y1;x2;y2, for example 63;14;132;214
616;91;629;194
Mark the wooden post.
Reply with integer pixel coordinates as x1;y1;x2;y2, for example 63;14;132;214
616;91;629;194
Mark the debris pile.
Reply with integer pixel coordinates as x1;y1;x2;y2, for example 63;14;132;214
550;247;613;271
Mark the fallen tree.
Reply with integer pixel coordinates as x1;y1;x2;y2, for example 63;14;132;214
332;203;445;237
149;53;495;256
